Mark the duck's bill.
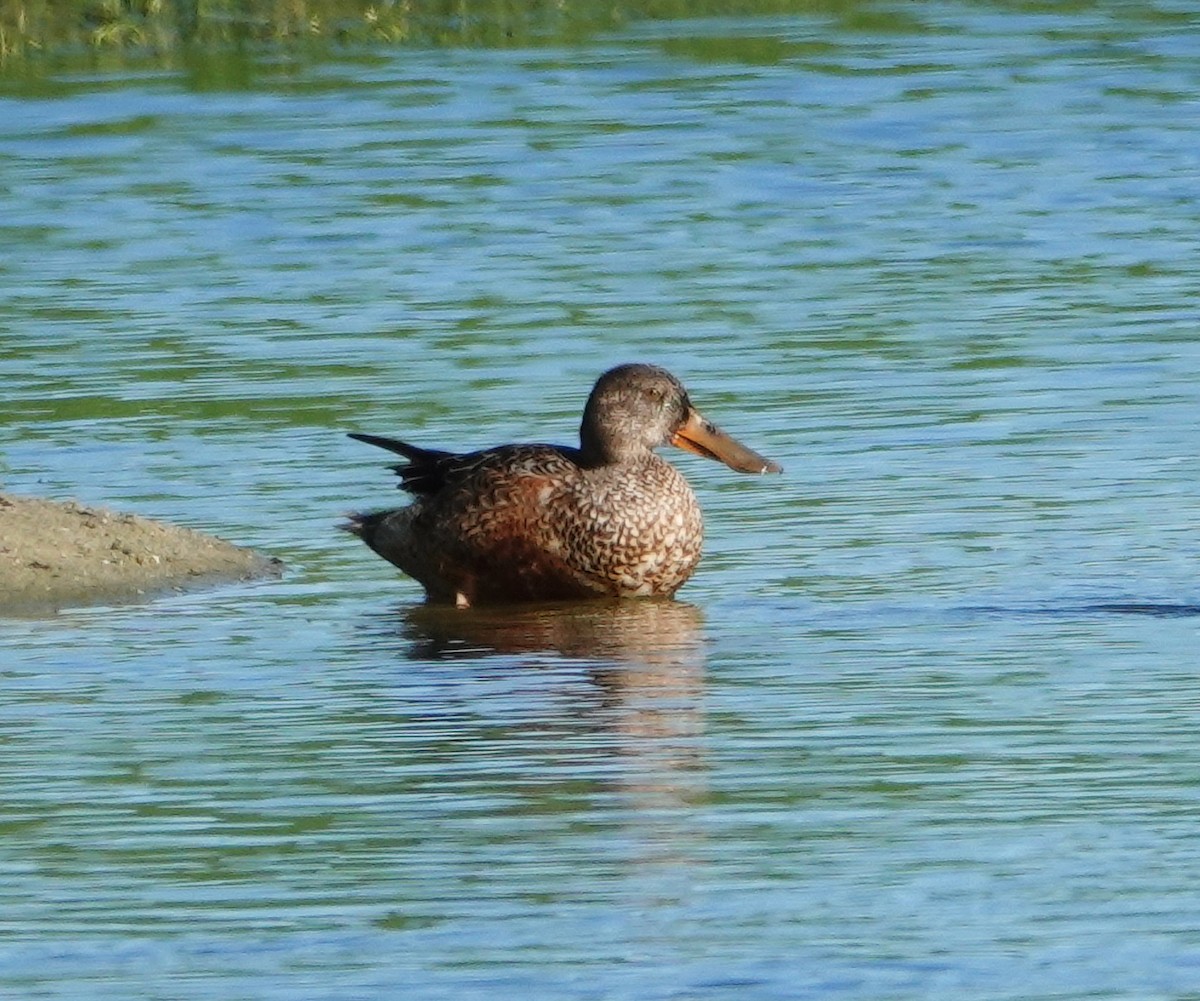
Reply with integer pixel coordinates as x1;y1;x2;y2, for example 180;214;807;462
670;408;782;475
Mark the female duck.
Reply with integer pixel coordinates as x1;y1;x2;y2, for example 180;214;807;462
344;363;780;606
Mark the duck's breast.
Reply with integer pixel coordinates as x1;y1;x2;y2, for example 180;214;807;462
551;458;703;596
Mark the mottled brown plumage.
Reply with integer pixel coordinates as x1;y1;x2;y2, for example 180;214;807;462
343;363;780;607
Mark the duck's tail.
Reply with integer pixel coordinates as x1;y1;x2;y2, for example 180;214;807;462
347;432;429;461
348;432;456;495
338;509;392;544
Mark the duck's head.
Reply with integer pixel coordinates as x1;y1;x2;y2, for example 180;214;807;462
579;363;782;474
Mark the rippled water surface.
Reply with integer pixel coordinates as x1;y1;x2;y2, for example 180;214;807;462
3;4;1200;998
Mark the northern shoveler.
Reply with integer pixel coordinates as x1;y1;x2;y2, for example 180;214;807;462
343;363;780;607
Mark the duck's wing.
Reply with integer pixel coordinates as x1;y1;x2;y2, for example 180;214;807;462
348;433;581;497
348;433;463;496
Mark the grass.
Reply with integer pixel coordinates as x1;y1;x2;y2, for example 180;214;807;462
0;0;877;64
0;0;620;62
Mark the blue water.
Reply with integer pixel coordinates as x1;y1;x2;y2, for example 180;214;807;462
3;4;1200;998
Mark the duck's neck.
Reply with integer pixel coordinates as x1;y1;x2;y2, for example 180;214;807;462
579;417;650;469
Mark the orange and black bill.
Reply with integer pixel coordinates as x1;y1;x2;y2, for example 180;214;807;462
670;408;782;475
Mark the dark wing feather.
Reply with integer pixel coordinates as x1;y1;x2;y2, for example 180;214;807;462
348;432;460;496
350;432;584;498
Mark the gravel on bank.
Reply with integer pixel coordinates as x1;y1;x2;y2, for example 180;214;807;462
0;492;282;615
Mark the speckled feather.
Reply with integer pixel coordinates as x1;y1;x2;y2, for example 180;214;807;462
344;364;779;606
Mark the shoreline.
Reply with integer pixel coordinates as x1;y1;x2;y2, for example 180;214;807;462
0;491;282;616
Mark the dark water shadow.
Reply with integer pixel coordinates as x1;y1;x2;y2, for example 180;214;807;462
958;600;1200;622
1075;602;1200;618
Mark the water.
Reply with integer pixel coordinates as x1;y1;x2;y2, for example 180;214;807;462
3;3;1200;998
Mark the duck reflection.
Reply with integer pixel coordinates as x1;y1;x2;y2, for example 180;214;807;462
397;596;703;662
393;598;709;873
396;599;706;751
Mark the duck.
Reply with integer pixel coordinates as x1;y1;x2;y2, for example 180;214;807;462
343;363;780;607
